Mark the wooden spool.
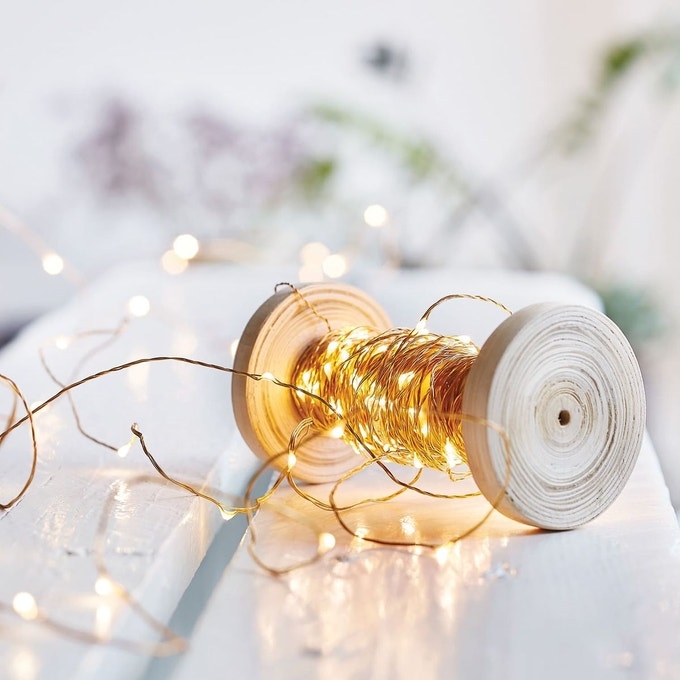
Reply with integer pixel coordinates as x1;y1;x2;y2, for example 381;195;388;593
232;283;646;529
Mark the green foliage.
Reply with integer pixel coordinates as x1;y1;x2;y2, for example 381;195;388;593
598;283;668;348
309;102;468;191
600;39;647;89
293;156;336;202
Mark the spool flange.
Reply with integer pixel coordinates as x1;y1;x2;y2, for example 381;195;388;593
462;302;645;529
232;283;392;483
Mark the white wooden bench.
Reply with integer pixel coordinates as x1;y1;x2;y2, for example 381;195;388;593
1;263;678;680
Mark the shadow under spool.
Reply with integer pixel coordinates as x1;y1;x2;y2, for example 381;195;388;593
232;283;646;530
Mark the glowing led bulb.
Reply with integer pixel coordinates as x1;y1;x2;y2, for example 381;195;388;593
116;437;134;458
220;507;236;521
444;440;463;468
172;234;200;260
54;335;71;350
12;592;38;621
10;647;39;680
41;252;64;276
95;604;113;640
298;264;324;283
94;576;115;597
363;204;389;228
260;372;275;382
414;319;429;335
398;371;415;389
400;516;417;537
329;423;345;439
322;254;348;279
127;295;150;317
434;544;451;566
300;241;330;265
287;452;297;469
318;532;336;554
161;250;189;275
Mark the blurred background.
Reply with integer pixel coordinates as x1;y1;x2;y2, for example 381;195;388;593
1;0;680;507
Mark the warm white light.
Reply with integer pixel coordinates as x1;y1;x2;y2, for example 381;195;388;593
95;604;113;640
354;526;369;539
434;544;450;566
329;423;345;439
400;516;417;537
116;442;132;459
54;335;71;350
172;234;200;260
94;576;115;597
127;295;151;318
415;320;429;335
322;254;348;279
161;249;189;275
229;338;240;359
298;264;324;283
10;647;40;680
220;507;236;521
287;452;297;469
12;592;38;621
260;372;275;382
398;371;415;389
363;204;389;228
444;440;463;468
318;532;336;553
41;252;64;276
300;241;330;265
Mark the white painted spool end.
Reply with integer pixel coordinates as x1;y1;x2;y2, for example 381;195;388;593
233;286;646;530
462;303;646;529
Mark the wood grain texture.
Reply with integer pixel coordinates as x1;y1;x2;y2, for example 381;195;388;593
463;303;646;529
232;283;392;483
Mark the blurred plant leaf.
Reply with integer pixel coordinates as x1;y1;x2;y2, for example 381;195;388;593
597;283;668;347
557;27;680;153
293;156;336;202
309;102;468;190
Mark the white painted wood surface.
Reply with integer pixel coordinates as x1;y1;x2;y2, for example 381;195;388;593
2;262;676;680
173;436;680;680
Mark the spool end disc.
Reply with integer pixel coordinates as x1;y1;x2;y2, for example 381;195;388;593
232;283;392;483
462;303;646;530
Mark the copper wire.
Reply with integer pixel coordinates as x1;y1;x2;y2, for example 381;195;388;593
0;284;517;650
293;326;479;473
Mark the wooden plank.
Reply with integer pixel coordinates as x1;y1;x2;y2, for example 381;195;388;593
170;268;680;680
1;263;654;679
0;263;298;680
173;438;680;680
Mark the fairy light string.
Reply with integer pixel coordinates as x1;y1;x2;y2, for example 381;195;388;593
291;286;512;474
294;326;479;471
0;201;85;286
0;282;518;654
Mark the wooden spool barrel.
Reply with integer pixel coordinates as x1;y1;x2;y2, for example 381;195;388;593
232;283;646;529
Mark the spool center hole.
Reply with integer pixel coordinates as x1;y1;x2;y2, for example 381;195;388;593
558;410;571;426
